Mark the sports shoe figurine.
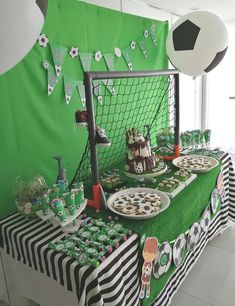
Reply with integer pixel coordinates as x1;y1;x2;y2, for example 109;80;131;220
95;127;111;147
75;110;87;126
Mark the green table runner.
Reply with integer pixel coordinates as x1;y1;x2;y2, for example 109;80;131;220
87;162;221;305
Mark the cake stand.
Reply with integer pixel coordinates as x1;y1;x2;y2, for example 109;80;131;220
36;199;87;233
125;164;167;182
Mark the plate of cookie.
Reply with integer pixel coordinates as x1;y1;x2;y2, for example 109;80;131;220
107;188;170;220
172;155;219;173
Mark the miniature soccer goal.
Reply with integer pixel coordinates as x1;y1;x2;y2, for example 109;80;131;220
73;69;180;209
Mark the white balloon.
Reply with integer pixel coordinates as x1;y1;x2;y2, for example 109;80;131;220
0;0;45;75
166;11;228;77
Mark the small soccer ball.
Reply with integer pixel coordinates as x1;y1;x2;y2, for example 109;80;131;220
38;33;49;48
128;62;133;71
42;60;49;70
166;11;228;77
95;51;102;62
187;222;201;251
114;47;122;58
134;162;144;174
144;29;149;38
130;40;136;50
200;207;211;232
69;47;79;58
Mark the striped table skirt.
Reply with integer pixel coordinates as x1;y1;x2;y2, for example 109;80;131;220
0;214;140;306
1;153;235;306
150;152;235;306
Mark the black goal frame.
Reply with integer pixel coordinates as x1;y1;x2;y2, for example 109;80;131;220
83;69;180;209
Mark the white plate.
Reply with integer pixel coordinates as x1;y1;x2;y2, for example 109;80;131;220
172;155;219;173
107;188;170;220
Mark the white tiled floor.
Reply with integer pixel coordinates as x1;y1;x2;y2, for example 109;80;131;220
170;222;235;306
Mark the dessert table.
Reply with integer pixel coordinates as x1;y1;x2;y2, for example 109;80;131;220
0;151;235;306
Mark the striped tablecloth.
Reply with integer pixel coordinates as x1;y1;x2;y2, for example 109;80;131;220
0;214;140;306
1;153;234;306
150;152;235;306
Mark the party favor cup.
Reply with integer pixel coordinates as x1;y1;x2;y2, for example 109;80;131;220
49;185;60;201
63;191;76;215
77;182;85;205
50;198;67;221
41;193;50;216
72;182;85;207
58;180;68;196
204;129;211;146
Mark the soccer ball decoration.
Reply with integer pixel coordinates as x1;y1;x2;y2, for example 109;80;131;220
166;11;228;77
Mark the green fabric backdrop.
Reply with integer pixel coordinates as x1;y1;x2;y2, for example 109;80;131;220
0;0;168;218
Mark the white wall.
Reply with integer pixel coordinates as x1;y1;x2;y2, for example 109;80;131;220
82;0;171;20
207;22;235;151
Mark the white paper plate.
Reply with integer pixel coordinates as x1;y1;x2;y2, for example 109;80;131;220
107;188;170;220
172;155;219;173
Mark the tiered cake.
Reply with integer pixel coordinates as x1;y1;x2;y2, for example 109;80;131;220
125;128;156;174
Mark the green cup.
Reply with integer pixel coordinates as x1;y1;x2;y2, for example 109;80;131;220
50;198;67;221
41;193;50;216
63;191;76;215
71;182;84;207
58;180;68;196
204;129;211;145
49;185;60;201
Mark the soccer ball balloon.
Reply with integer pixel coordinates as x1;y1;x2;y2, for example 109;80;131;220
166;11;228;77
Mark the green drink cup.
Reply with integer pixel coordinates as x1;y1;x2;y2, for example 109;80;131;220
58;180;68;196
49;185;60;201
180;132;188;148
72;182;84;207
41;193;50;216
157;133;168;147
194;130;201;147
204;129;211;147
63;191;76;215
50;198;67;222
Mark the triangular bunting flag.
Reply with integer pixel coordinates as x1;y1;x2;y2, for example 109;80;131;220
63;76;78;104
101;79;116;96
138;38;148;58
50;43;67;77
103;53;115;71
122;48;133;71
77;81;86;108
47;65;59;95
79;52;93;71
149;24;157;45
93;80;103;104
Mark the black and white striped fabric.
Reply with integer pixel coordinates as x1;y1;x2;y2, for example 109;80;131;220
150;152;235;306
0;214;140;306
1;153;234;306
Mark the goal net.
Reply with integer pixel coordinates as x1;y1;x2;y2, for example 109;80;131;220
71;70;179;202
